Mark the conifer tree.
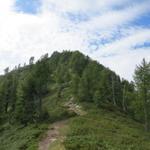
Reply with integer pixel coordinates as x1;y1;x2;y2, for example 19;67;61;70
134;59;150;131
15;73;36;125
71;74;80;99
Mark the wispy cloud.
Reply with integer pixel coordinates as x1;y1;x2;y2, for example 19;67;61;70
0;0;149;81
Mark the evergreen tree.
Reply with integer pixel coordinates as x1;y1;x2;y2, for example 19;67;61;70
29;56;34;65
15;73;36;125
0;81;5;122
93;90;103;107
0;51;139;127
78;68;91;102
134;59;150;131
71;74;80;99
69;51;89;76
33;54;51;119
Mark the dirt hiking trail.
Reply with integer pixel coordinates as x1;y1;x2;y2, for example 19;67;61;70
38;101;86;150
39;120;67;150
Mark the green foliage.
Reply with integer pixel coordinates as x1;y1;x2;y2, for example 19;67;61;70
64;104;150;150
134;59;150;131
0;123;48;150
43;91;76;123
15;72;36;125
0;51;150;149
71;74;80;99
78;71;91;101
93;90;103;107
0;51;139;126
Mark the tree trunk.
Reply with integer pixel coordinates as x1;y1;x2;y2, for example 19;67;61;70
143;87;149;131
39;96;42;115
122;84;127;112
112;76;116;106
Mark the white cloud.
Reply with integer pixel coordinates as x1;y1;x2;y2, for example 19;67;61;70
0;0;149;81
93;49;150;81
42;0;135;14
77;1;150;31
96;28;150;55
89;27;150;80
0;0;14;14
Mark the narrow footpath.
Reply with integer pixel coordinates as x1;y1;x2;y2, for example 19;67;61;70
38;101;86;150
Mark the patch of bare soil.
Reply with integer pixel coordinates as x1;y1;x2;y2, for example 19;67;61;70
39;100;86;150
38;120;67;150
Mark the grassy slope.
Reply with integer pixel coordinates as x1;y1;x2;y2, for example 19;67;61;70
1;87;150;150
64;103;150;150
0;123;48;150
0;89;73;150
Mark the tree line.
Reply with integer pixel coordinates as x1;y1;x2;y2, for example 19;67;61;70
0;51;149;131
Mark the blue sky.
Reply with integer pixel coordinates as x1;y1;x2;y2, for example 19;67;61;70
15;0;41;14
132;12;150;27
0;0;149;80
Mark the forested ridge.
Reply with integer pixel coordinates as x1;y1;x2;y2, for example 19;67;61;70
0;51;150;150
0;51;133;124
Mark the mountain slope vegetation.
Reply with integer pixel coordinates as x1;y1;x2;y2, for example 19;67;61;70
0;51;149;150
64;103;150;150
